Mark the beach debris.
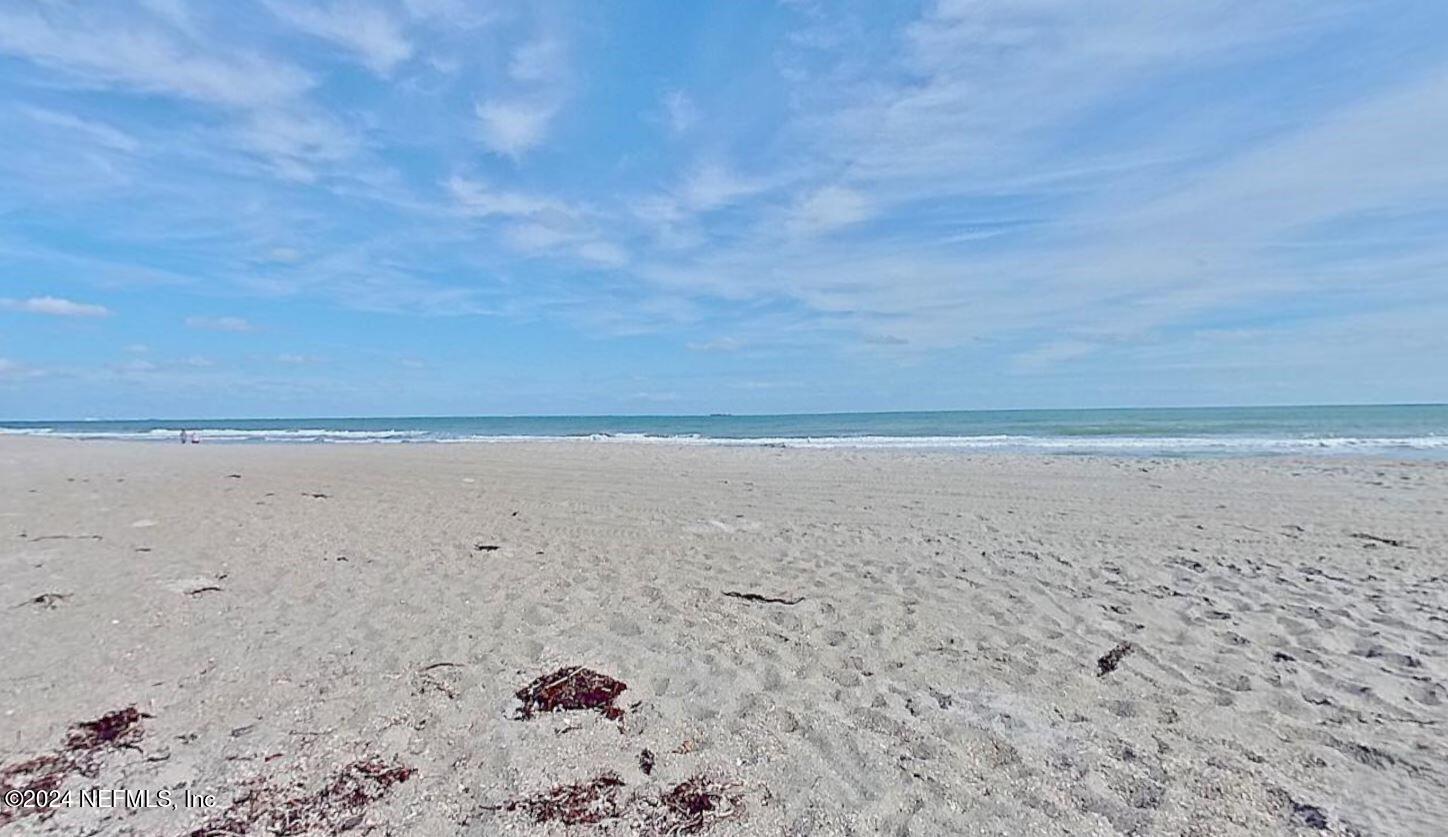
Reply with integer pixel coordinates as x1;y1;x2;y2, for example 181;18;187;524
0;754;69;826
639;749;656;775
487;772;626;826
131;519;158;528
1292;801;1328;830
0;707;151;826
1270;788;1329;831
1097;641;1135;677
514;667;628;722
185;585;224;597
649;775;745;834
16;592;69;609
301;492;330;499
674;739;699;755
415;663;463;700
473;543;502;552
184;757;414;837
226;473;242;479
484;772;743;834
722;590;805;606
27;533;103;542
1350;532;1406;548
66;707;148;752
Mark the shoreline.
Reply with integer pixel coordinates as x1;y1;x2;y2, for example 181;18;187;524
5;433;1448;461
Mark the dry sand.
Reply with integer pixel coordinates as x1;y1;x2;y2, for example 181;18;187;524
1;437;1445;835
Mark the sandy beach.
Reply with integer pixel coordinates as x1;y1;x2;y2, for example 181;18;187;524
2;437;1445;835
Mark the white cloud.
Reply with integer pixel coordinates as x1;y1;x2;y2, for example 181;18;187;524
577;241;629;267
500;219;628;268
476;99;557;158
509;36;565;83
0;358;43;381
264;247;304;264
401;0;493;27
447;175;568;218
1013;340;1098;371
681;162;769;211
1;296;112;317
687;337;744;352
23;107;139;153
662;90;698;135
0;5;362;181
265;1;413;75
788;185;872;235
185;315;254;332
237;109;358;180
503;222;573;252
0;5;310;109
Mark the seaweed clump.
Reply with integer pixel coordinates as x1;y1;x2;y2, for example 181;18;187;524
493;772;626;826
649;775;745;834
186;757;414;836
0;707;150;826
486;773;743;835
514;666;628;722
1097;641;1135;677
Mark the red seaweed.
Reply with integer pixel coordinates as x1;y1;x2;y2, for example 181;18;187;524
185;757;414;836
493;772;625;826
0;707;150;826
514;666;628;722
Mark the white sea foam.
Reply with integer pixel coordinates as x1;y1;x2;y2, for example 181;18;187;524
0;427;428;442
438;432;1448;453
4;425;1446;454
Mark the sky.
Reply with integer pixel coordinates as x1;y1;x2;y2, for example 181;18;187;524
1;0;1447;419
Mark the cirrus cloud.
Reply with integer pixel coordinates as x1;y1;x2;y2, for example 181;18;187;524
1;296;112;317
185;315;254;332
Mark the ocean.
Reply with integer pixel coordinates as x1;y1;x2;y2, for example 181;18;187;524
2;404;1446;457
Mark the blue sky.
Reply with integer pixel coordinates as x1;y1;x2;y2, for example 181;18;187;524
1;0;1446;419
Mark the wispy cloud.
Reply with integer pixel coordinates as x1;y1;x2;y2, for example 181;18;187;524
475;34;570;158
275;353;321;365
447;175;569;218
508;36;565;83
787;185;872;236
0;4;310;108
185;315;254;332
661;90;698;135
22;107;140;153
687;337;745;353
0;358;44;381
1;296;112;317
264;0;413;76
476;99;557;158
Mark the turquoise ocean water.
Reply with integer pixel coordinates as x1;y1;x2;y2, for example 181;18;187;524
2;405;1446;456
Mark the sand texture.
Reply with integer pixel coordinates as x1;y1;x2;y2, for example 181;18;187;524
2;438;1446;835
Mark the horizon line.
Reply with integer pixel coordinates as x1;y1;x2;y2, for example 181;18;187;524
4;401;1446;425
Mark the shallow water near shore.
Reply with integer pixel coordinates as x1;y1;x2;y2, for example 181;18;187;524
4;403;1447;456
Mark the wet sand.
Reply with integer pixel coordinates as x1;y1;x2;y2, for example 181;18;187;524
2;438;1445;834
